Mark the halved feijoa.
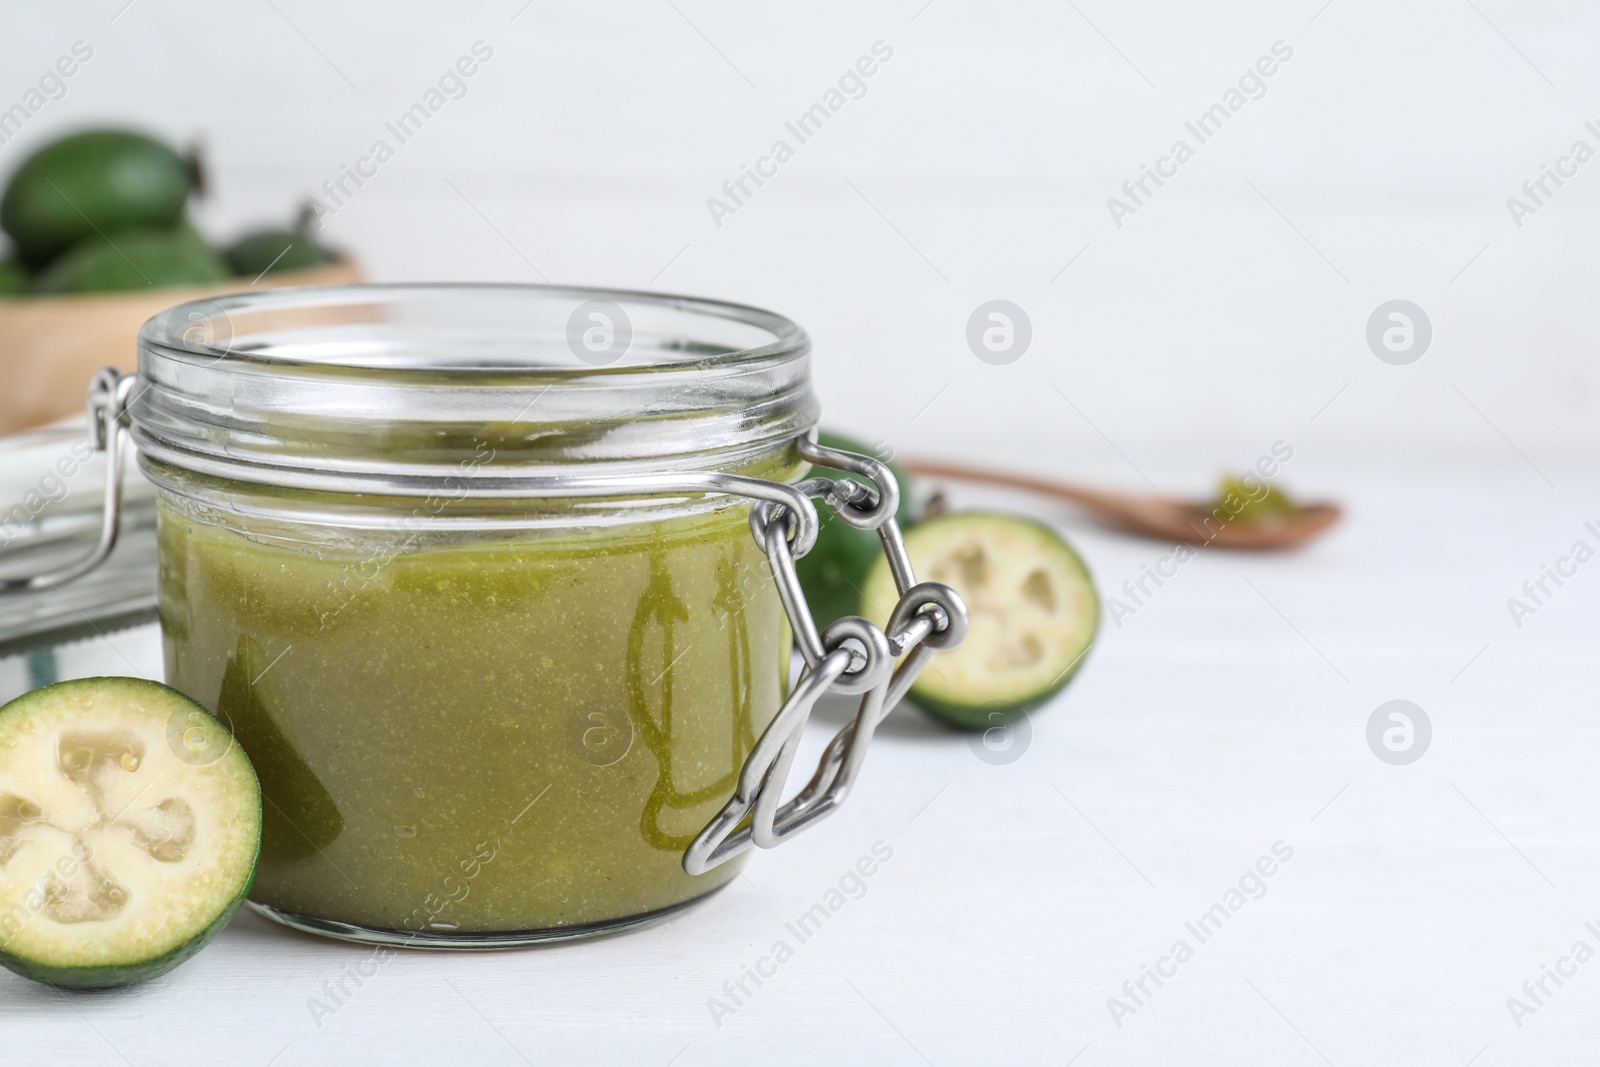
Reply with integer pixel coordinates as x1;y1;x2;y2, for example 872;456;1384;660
0;677;260;989
862;511;1099;728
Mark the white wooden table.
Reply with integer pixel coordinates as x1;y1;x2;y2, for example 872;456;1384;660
4;460;1596;1066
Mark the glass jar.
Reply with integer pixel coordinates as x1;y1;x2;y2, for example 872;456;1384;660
9;285;964;949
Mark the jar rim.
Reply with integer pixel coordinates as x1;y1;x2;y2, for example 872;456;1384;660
138;282;809;374
131;283;818;497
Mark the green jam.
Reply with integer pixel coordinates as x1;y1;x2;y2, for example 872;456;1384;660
157;494;787;935
1210;474;1302;525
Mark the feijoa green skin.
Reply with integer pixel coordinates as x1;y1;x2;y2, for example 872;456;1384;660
1;130;194;267
31;227;229;294
0;677;261;989
794;430;917;627
0;259;25;296
224;226;334;278
862;511;1099;728
170;216;217;257
2;890;251;991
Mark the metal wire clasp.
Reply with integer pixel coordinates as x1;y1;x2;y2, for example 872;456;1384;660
0;368;135;593
681;435;968;875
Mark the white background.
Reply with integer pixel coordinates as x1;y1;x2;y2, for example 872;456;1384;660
3;3;1599;1065
5;0;1599;470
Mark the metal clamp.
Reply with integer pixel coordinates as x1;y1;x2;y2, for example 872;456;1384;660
681;436;968;874
1;368;135;593
4;371;968;875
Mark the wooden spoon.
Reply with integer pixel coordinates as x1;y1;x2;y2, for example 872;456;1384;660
906;459;1342;551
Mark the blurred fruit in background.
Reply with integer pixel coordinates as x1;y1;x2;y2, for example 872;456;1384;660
0;127;360;434
0;129;196;268
224;203;336;278
33;227;230;293
861;510;1099;729
797;429;1103;732
0;258;25;295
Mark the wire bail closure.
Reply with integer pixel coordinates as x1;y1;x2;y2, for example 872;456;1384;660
681;436;968;874
1;368;135;593
3;371;969;875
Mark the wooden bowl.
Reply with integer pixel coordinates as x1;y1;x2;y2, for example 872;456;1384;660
0;258;363;435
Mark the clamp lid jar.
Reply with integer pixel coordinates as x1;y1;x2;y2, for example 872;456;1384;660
15;284;965;948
